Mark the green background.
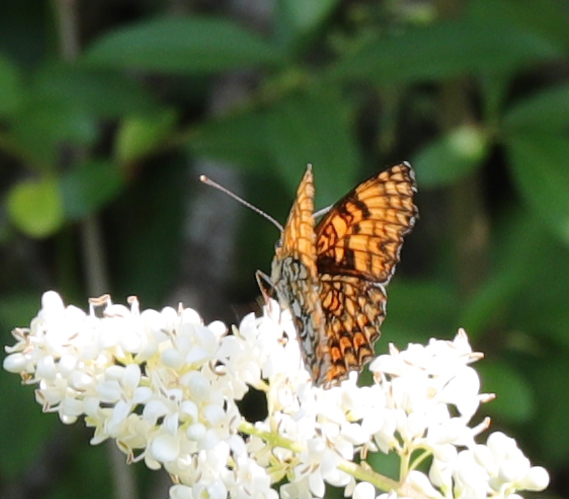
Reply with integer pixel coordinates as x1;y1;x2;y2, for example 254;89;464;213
0;0;567;498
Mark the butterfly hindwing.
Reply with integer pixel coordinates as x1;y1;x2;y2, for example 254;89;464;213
318;275;386;385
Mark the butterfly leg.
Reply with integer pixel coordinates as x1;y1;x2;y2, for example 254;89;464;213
256;270;289;335
255;270;274;304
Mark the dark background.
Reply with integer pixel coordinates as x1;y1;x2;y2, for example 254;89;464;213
0;1;567;498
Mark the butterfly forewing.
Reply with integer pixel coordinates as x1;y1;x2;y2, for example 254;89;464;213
316;163;417;282
277;167;318;272
271;163;417;387
270;166;329;383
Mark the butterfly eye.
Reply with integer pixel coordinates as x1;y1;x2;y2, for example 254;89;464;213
274;239;283;250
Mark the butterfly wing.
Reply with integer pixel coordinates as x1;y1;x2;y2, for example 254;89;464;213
270;165;329;383
317;276;387;384
316;163;417;282
315;163;418;384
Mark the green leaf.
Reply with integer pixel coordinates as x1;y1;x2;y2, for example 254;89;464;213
32;63;159;117
190;88;361;199
84;17;284;73
9;99;97;167
275;0;339;46
7;177;64;237
60;160;125;220
278;0;338;34
116;109;177;164
0;362;57;478
459;211;547;335
532;357;569;463
506;133;569;244
478;362;534;423
504;218;569;349
503;83;569;133
413;125;489;187
329;18;560;84
8;63;159;167
468;0;569;52
0;54;21;115
188;108;272;169
264;89;359;204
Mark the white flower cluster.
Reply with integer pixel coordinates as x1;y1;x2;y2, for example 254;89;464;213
4;292;549;499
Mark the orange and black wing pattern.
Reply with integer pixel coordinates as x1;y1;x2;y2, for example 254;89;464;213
270;163;417;386
314;163;417;385
316;163;417;283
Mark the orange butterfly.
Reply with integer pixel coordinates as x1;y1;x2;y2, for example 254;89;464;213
269;163;417;386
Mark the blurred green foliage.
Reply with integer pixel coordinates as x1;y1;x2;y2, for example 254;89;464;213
1;0;568;498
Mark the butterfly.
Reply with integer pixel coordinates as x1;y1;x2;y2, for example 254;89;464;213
268;163;417;387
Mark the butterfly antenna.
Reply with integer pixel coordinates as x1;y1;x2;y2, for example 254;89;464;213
200;175;284;232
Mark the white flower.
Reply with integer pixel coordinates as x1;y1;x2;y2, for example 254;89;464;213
4;293;550;499
226;455;279;499
352;481;376;499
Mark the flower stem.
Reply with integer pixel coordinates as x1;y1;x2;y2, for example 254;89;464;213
239;420;427;497
338;458;400;492
239;420;305;453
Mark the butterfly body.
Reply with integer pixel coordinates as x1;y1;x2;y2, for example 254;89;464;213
271;163;417;387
